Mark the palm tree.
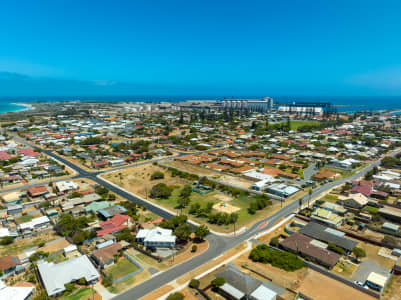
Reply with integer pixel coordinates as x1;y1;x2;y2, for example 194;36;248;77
308;188;312;208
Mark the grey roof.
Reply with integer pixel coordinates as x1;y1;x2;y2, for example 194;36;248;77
37;255;100;297
98;205;127;218
215;263;261;295
299;222;357;251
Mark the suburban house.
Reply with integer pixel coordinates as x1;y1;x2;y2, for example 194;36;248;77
97;214;132;237
338;193;368;209
0;256;20;276
299;222;357;254
91;242;123;269
55;181;79;193
18;216;51;234
280;232;341;269
136;227;176;249
215;263;285;300
310;207;344;227
26;186;48;198
97;205;128;219
0;279;34;300
37;255;100;297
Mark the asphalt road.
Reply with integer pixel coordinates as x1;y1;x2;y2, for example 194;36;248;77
9;135;401;300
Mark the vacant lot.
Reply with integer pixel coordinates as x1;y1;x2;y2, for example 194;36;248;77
165;160;254;189
0;231;58;256
297;269;376;300
382;275;401;300
102;164;188;197
103;164;273;232
105;258;139;280
358;242;395;269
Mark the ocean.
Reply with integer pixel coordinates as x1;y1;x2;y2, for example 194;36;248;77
0;96;400;114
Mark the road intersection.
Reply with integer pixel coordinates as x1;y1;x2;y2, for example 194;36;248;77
8;135;400;299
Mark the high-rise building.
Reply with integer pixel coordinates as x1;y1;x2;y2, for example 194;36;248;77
222;97;273;112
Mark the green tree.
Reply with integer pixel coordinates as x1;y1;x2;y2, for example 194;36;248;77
174;223;193;241
150;183;172;199
151;171;165;180
166;292;184;300
194;225;210;241
352;247;366;261
212;277;226;288
189;279;200;288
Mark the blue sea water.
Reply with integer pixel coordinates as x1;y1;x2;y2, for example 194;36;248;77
0;102;29;113
0;95;400;113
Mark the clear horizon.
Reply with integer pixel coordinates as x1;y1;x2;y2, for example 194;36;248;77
1;1;401;97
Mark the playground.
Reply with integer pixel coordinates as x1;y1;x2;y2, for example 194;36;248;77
212;201;241;214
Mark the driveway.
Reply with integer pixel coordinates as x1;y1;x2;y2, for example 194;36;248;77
352;259;390;283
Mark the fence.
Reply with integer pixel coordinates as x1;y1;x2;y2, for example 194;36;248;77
112;253;143;283
158;160;284;202
131;243;162;262
266;244;381;299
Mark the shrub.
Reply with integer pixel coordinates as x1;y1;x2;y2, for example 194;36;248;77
78;277;87;285
352;247;366;259
328;242;345;255
212;277;226;288
166;292;184;300
269;237;279;248
151;171;164;180
191;245;198;252
0;236;14;245
102;275;113;287
249;244;305;271
150;183;173;199
189;279;200;288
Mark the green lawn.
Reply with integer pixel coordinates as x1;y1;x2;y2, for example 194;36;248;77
105;258;139;279
289;120;320;130
365;206;379;214
154;188;271;231
324;194;339;203
15;215;34;224
63;288;93;300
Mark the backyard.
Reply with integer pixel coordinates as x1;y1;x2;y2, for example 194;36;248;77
105;258;139;280
62;287;95;300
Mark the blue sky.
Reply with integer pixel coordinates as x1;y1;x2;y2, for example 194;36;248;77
1;0;401;97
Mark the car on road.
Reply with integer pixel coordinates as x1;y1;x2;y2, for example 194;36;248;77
354;281;364;286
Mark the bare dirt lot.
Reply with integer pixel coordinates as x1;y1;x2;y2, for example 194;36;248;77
382;275;401;300
102;164;188;197
296;269;376;300
164;160;254;189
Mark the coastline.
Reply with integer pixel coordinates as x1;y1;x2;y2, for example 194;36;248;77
1;102;35;114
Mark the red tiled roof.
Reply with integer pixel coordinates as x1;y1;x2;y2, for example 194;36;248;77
0;256;19;271
351;181;372;196
27;186;48;196
97;214;132;237
17;148;40;157
0;152;11;161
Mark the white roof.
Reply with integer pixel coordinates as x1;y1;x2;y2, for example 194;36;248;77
220;283;245;299
55;181;79;193
63;244;78;253
250;285;277;300
37;255;100;297
0;228;10;238
245;170;276;183
366;272;388;287
0;280;34;300
18;216;50;231
137;227;176;243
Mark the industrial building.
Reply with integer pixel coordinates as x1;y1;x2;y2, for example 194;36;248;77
222;97;273;112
